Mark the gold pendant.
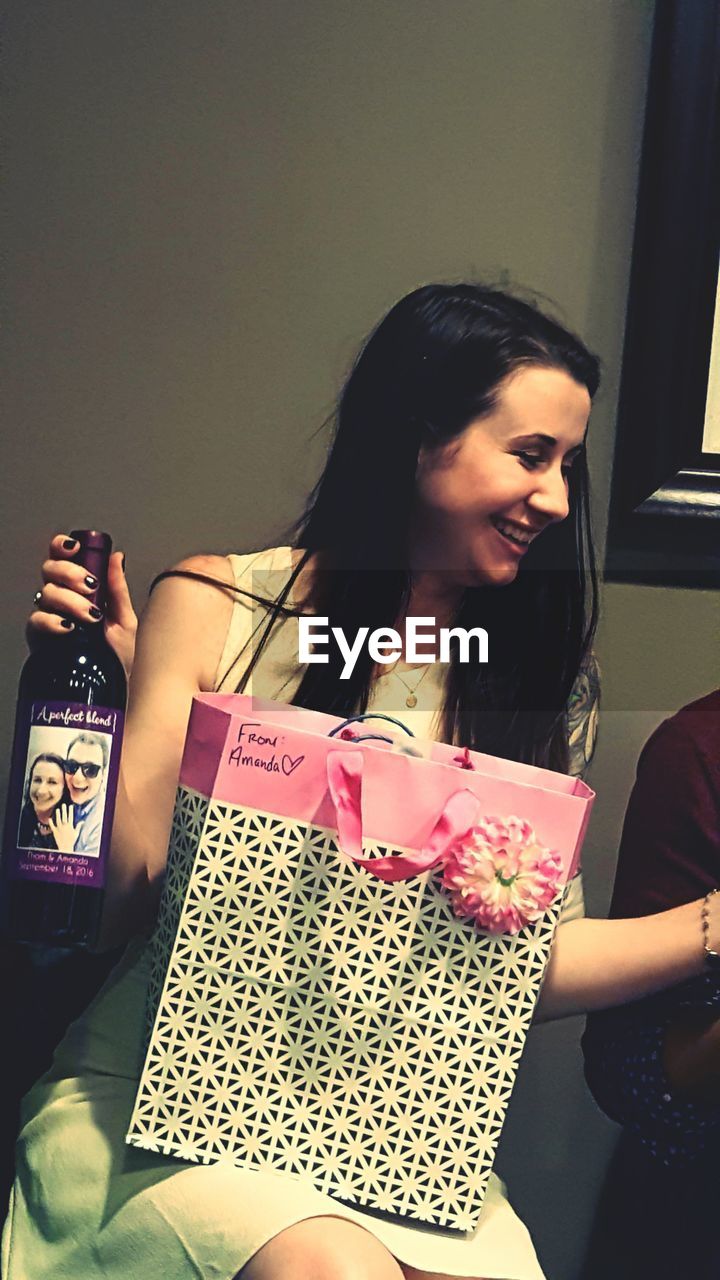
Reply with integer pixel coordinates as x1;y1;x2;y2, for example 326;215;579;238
406;693;418;708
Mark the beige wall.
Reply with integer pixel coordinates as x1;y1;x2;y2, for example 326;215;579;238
3;1;717;1275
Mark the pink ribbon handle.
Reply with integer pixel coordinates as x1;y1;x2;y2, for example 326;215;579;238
326;748;481;882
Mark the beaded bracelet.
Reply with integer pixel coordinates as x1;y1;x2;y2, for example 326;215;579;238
701;888;720;971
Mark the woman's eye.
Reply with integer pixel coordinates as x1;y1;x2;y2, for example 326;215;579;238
515;451;543;469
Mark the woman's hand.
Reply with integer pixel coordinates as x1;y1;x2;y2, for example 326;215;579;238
28;533;138;678
48;803;77;854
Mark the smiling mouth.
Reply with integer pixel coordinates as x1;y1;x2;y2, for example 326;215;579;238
490;518;539;551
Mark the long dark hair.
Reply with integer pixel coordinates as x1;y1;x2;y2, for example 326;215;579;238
158;283;601;770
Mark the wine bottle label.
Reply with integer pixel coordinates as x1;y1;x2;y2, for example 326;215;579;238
6;700;124;889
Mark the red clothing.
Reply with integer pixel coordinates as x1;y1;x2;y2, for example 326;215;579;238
610;689;720;918
583;688;720;1165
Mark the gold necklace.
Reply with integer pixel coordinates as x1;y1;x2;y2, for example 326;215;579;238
390;662;431;708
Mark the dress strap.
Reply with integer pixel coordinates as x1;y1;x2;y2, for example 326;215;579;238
213;547;293;693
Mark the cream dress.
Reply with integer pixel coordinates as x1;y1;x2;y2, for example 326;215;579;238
2;547;593;1280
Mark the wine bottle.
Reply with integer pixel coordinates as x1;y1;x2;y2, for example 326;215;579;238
1;531;127;948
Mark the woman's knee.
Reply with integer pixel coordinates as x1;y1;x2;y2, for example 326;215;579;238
236;1215;405;1280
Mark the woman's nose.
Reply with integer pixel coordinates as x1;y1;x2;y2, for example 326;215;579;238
528;466;570;523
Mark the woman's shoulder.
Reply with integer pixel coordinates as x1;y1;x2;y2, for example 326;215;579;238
157;546;297;595
197;547;303;694
224;545;295;589
170;550;236;583
138;553;243;693
146;548;300;689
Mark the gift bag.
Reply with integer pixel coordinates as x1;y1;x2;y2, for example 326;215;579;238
127;694;594;1231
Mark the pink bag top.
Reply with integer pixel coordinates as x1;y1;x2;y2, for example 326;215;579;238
178;694;594;884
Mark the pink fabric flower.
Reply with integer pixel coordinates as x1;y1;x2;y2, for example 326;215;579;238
440;816;563;935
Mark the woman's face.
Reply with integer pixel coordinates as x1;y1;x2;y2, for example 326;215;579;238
412;365;591;588
29;761;65;817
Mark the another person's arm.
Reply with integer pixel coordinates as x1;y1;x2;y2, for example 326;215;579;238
582;699;720;1160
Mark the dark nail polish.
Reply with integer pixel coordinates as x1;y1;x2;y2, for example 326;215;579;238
84;575;98;590
63;538;78;551
89;606;103;620
61;619;74;630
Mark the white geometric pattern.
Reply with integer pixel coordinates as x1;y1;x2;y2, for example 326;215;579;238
144;789;211;1041
128;787;565;1231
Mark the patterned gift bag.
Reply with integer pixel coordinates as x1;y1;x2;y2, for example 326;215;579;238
127;695;594;1231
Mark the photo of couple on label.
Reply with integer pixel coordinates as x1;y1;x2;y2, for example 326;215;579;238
18;729;110;857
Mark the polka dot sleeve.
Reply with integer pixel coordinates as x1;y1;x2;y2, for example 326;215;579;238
582;973;720;1163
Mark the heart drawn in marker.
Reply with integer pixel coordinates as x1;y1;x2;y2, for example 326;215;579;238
281;754;304;776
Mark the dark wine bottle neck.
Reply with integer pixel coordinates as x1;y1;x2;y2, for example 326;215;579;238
72;620;110;645
69;531;112;615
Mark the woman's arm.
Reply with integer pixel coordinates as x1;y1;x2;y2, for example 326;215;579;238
94;554;236;949
535;900;718;1022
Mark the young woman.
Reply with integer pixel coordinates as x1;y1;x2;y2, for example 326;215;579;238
5;283;719;1280
17;754;70;851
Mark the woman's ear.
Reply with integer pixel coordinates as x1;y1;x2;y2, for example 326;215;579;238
416;434;454;479
416;442;433;478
